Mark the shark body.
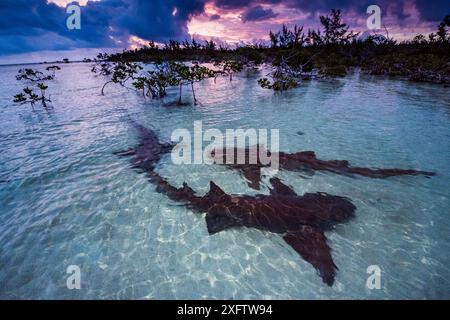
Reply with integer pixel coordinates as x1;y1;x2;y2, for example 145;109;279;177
117;123;357;285
209;145;435;189
152;174;356;286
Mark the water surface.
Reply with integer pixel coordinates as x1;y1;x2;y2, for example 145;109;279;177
0;63;449;299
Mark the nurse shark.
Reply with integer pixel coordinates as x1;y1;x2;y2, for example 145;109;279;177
116;122;357;285
208;145;435;189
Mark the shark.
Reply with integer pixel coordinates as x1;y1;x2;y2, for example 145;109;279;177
116;122;357;286
151;173;356;286
208;145;435;189
114;121;174;172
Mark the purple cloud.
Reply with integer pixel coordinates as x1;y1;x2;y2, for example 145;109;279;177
241;5;279;22
0;0;448;54
213;0;449;23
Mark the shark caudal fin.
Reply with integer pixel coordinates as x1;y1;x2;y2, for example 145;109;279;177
283;226;337;286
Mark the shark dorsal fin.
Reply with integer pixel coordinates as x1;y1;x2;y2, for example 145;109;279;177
269;178;297;196
209;181;226;197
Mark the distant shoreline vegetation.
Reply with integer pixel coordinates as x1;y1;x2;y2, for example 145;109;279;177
102;10;450;87
12;9;450;109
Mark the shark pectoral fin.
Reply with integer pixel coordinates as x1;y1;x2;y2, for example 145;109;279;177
283;227;337;286
241;166;262;190
205;206;237;235
269;178;297;196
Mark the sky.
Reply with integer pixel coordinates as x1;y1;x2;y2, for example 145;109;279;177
0;0;448;63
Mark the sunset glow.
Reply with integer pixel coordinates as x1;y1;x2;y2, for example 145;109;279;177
1;0;447;54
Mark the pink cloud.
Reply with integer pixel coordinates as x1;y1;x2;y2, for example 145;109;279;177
188;0;441;43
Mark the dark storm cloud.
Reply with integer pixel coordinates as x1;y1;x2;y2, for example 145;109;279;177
414;0;449;22
213;0;254;10
213;0;448;22
0;0;448;55
117;0;206;42
0;0;78;54
213;0;368;14
0;0;208;54
241;6;278;22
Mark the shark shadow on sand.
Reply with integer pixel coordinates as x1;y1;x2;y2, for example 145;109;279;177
116;123;357;286
209;145;435;190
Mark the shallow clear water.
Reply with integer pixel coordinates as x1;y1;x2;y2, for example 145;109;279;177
0;63;449;299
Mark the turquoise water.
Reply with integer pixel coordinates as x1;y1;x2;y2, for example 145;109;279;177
0;63;449;299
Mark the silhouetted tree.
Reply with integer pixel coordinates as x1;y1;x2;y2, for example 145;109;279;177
319;9;358;44
269;31;279;48
292;25;305;47
437;15;450;42
307;29;323;46
412;34;427;44
268;24;306;48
